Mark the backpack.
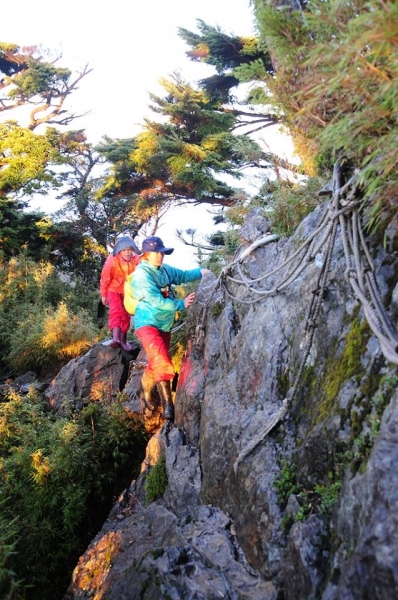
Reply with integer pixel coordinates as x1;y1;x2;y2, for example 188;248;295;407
123;272;138;315
123;266;173;316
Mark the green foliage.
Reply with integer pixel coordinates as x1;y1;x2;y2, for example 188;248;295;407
0;122;57;196
145;455;168;503
274;459;299;505
1;44;90;131
0;501;22;600
260;176;327;237
8;60;71;100
275;371;398;530
314;479;342;515
0;390;147;600
0;199;49;261
201;171;325;271
7;301;98;373
348;373;398;472
178;19;274;104
275;460;343;528
211;301;224;317
0;253;101;376
252;0;398;226
97;73;258;210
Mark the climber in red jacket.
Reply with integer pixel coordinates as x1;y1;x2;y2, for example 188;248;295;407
100;236;140;351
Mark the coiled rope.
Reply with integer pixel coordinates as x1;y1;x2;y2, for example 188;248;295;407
194;161;398;470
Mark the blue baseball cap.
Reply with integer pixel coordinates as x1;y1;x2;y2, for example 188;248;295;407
141;236;174;255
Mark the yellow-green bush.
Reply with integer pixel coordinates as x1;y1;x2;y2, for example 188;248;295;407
7;302;98;373
0;253;101;376
0;390;148;600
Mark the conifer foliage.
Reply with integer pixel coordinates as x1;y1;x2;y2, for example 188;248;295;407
97;73;259;208
251;0;398;224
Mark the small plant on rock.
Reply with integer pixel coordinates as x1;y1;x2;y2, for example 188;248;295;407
145;455;168;503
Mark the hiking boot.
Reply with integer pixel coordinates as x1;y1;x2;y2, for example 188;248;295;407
156;380;174;422
120;331;133;352
110;327;121;348
140;373;157;411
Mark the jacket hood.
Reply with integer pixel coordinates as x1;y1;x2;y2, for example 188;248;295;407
113;236;140;256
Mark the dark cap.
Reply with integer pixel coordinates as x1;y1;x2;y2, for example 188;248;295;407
141;236;174;255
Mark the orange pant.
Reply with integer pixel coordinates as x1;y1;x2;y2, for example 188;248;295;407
135;326;174;383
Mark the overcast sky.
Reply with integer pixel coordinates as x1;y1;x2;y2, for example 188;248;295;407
3;0;256;141
1;1;294;267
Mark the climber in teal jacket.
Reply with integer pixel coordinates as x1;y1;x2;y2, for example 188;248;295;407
132;262;200;331
132;235;210;421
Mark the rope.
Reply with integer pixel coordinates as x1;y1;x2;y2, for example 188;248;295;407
191;160;398;470
233;204;339;472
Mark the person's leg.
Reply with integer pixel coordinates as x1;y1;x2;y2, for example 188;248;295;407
119;298;133;351
107;293;122;348
135;327;174;418
108;293;133;350
139;370;157;411
156;379;174;421
120;332;133;352
135;326;174;382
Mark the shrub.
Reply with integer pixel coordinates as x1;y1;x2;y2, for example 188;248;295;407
253;0;398;228
0;253;101;376
7;302;99;373
274;459;299;506
264;176;326;237
0;390;148;600
0;503;22;600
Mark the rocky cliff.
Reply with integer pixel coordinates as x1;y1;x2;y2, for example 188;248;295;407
56;198;398;599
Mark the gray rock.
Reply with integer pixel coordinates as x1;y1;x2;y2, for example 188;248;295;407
45;342;139;413
63;205;398;599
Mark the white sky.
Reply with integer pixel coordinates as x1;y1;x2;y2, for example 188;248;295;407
1;0;295;268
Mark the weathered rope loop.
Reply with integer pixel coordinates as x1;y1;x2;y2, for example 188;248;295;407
199;160;398;474
230;161;398;470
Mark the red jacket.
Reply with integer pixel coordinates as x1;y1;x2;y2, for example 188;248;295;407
100;253;139;297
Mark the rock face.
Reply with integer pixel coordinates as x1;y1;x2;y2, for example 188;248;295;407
45;341;140;413
65;427;276;600
64;204;398;599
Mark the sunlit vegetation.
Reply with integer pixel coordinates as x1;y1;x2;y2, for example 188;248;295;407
0;253;101;377
0;390;148;600
251;0;398;228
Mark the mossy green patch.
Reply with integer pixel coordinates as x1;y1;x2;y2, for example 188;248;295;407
311;318;370;427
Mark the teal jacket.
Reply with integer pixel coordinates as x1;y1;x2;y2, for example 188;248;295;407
132;261;202;332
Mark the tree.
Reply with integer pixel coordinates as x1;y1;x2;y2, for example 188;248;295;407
0;44;94;261
97;73;272;216
51;132;158;251
0;121;60;259
0;43;91;130
0;200;48;259
178;20;280;133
